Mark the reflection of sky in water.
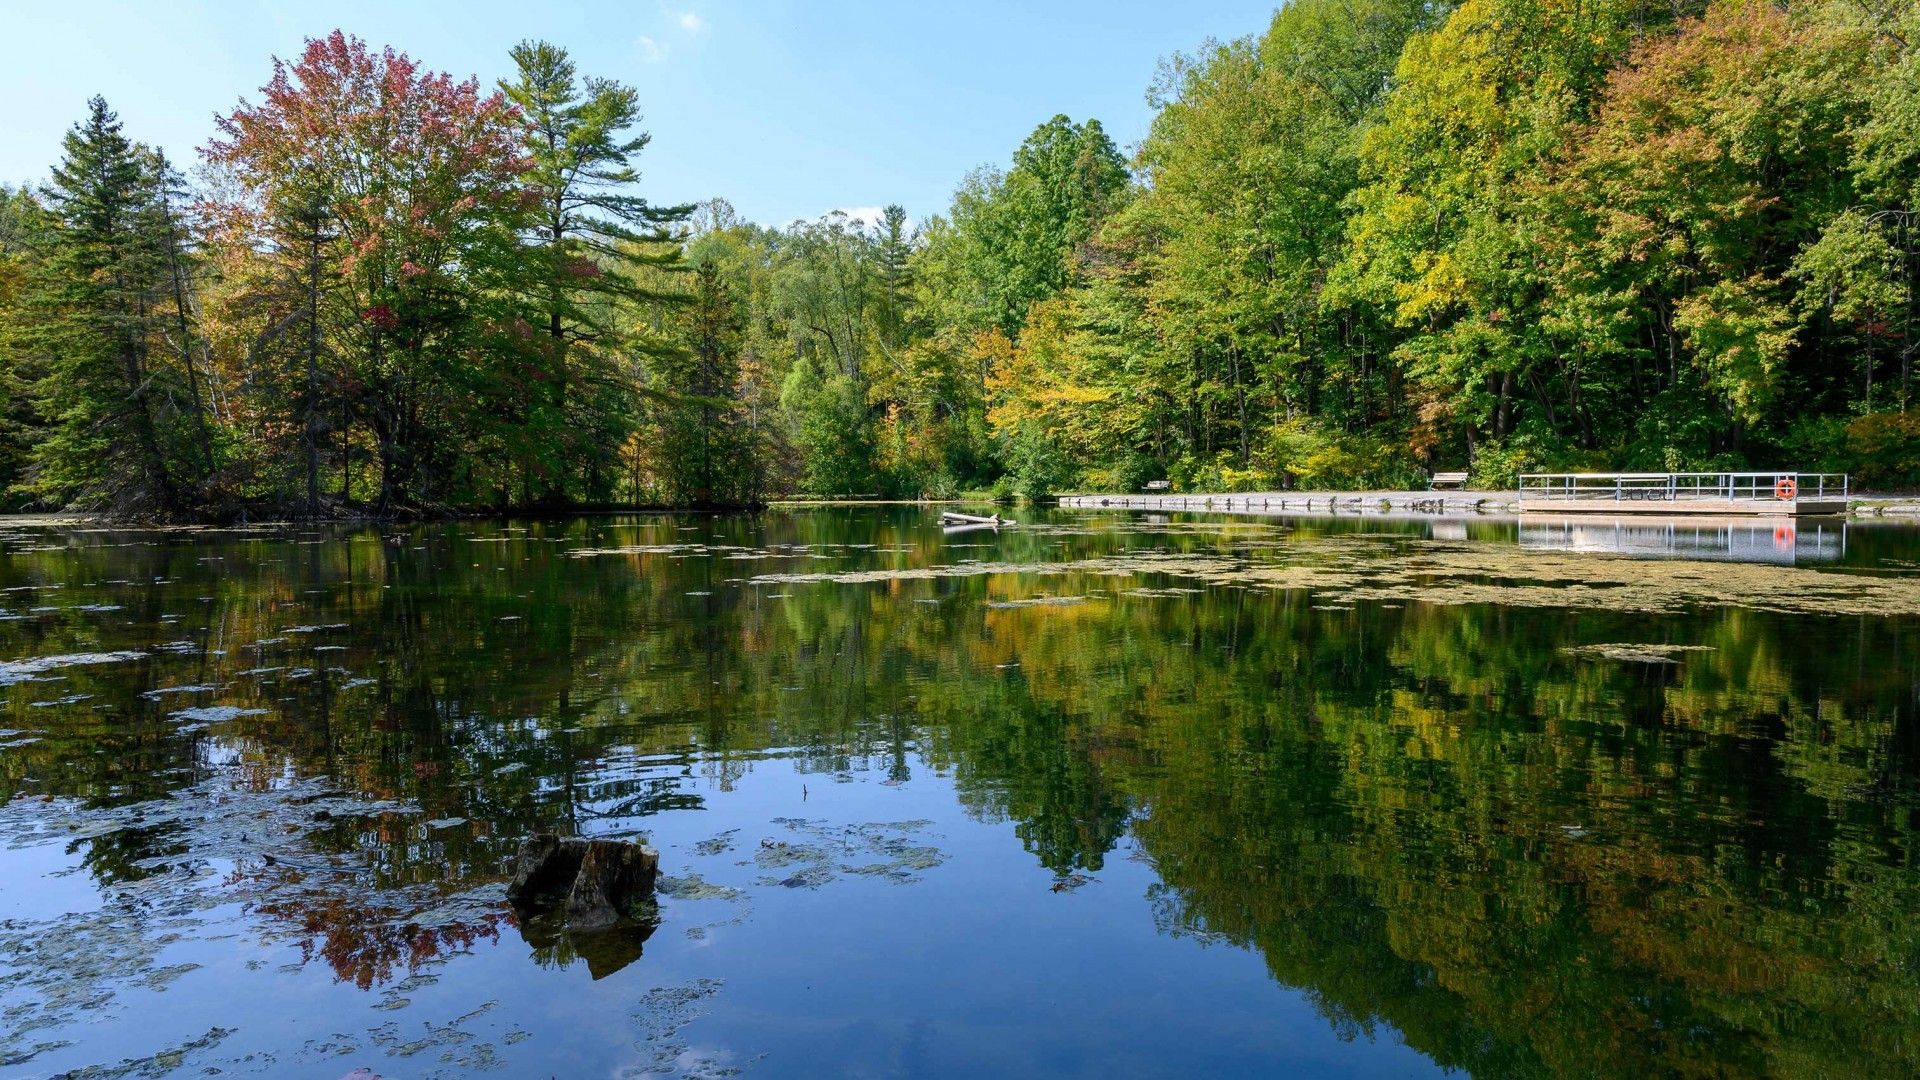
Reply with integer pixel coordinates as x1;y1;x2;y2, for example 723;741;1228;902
1;509;1919;1077
3;749;1442;1077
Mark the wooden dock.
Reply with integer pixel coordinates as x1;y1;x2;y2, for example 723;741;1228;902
1516;472;1848;517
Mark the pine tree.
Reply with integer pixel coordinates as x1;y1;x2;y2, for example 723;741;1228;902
875;204;913;345
501;40;693;502
277;192;337;517
27;97;186;515
654;260;759;505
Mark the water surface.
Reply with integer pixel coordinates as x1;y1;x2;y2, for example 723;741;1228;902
2;509;1918;1078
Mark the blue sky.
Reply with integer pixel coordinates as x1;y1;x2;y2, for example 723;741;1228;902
0;1;1280;226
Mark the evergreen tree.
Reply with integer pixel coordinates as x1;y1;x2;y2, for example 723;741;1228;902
26;97;189;515
653;259;761;505
874;204;913;344
501;40;692;502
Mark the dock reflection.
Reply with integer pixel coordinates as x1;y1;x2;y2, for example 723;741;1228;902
1517;515;1844;564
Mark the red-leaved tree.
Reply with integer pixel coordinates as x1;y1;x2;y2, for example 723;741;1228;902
204;31;528;513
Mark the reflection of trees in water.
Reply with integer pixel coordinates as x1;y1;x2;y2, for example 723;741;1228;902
1112;603;1920;1077
70;821;190;885
516;904;657;982
248;888;507;991
7;514;1920;1072
930;684;1133;874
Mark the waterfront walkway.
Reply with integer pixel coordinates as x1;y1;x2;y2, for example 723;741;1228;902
1057;490;1920;518
1057;491;1513;514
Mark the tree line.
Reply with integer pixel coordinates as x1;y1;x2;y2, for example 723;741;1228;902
687;0;1920;499
967;0;1920;494
0;34;752;518
2;1;1918;518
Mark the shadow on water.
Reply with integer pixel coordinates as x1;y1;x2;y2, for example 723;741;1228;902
2;507;1920;1075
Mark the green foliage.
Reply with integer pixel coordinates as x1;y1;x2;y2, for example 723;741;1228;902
650;261;764;505
6;5;1920;517
499;39;693;504
1844;411;1920;489
21;99;206;516
970;0;1445;487
0;186;47;502
998;419;1076;499
779;356;877;496
919;116;1127;341
1263;419;1426;491
1465;438;1537;490
960;0;1920;492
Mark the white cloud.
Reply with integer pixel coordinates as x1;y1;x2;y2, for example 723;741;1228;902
820;206;915;233
677;10;704;33
833;206;890;228
636;35;668;62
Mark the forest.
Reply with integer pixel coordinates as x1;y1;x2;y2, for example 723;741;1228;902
0;0;1917;518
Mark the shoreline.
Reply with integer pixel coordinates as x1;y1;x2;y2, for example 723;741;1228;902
7;491;1920;528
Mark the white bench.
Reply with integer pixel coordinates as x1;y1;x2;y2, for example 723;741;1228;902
1144;480;1172;492
1428;471;1470;490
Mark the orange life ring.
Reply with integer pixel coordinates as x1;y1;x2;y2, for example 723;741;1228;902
1774;477;1797;500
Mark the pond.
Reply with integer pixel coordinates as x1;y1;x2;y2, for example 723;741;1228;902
2;508;1918;1078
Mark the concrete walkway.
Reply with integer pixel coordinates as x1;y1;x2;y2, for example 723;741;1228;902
1057;490;1920;518
1057;490;1515;514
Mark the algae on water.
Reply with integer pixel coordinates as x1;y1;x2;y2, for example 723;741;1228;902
744;539;1920;617
1561;643;1718;664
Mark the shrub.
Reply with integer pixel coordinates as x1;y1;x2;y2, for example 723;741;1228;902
1175;451;1271;493
1846;411;1920;491
1468;440;1534;490
1264;420;1424;490
1777;415;1850;472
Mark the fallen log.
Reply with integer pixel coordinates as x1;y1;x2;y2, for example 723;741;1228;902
940;511;1003;527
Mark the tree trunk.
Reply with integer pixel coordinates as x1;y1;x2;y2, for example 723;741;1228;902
1494;371;1514;438
122;281;176;515
305;226;323;517
160;205;215;482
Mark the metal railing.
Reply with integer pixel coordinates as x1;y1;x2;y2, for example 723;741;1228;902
1517;472;1849;503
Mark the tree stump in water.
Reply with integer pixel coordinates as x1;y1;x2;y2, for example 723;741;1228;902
507;834;658;930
